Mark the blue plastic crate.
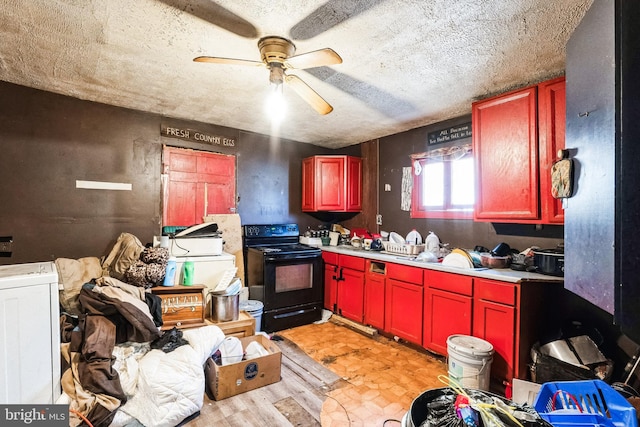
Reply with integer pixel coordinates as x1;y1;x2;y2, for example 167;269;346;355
533;380;637;427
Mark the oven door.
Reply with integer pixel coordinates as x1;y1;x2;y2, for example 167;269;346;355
261;252;323;311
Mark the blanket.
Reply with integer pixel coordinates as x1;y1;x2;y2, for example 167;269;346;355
111;326;224;427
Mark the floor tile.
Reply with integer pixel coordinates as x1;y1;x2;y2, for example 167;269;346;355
279;320;449;426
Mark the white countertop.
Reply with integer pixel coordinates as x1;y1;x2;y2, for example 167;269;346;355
321;245;563;284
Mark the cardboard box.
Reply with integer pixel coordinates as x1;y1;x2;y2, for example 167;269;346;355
204;335;282;400
512;378;542;406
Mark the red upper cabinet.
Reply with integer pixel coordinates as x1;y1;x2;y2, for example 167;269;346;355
472;77;566;224
538;78;566;224
473;86;539;222
302;155;362;212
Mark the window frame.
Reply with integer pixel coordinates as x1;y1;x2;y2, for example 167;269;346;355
410;150;474;219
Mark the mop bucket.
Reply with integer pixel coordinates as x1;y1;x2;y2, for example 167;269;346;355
447;335;494;391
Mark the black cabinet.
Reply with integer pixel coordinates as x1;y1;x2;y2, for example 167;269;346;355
564;0;640;342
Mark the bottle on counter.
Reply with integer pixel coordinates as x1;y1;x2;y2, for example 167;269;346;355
163;257;177;287
182;258;195;286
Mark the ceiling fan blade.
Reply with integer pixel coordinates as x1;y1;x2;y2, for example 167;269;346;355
285;48;342;70
290;0;386;40
157;0;258;38
285;74;333;115
193;56;264;67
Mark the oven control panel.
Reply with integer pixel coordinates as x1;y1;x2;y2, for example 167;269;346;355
244;224;299;238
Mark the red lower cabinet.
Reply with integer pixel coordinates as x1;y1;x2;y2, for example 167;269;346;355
338;267;365;323
473;279;517;384
386;278;423;345
324;263;338;311
322;252;339;311
424;288;473;355
364;272;386;330
423;270;473;354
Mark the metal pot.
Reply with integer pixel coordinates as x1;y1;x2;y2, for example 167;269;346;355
533;248;564;276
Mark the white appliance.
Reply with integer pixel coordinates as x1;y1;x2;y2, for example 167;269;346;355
167;223;224;257
0;262;60;404
172;253;236;314
168;236;223;257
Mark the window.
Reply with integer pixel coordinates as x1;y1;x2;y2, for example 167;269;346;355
411;145;474;219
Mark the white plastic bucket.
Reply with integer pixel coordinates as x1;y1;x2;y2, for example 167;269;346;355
239;300;264;332
447;335;494;390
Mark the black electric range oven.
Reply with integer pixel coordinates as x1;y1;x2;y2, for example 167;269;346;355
243;224;323;332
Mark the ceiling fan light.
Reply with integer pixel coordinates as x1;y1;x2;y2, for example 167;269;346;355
266;83;286;123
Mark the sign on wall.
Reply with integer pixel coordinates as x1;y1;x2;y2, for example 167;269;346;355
427;122;472;145
161;124;236;147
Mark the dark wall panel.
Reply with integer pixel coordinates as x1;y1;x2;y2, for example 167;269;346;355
378;115;564;252
0;82;328;264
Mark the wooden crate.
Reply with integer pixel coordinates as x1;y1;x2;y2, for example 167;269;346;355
151;285;207;330
207;311;256;337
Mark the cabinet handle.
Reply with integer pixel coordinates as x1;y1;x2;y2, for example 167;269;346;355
578;111;590;117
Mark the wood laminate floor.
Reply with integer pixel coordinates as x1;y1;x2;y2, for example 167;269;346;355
184;319;448;427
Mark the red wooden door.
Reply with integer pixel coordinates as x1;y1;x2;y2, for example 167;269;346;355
324;263;338;311
315;156;345;211
385;278;423;344
473;279;517;382
364;273;385;330
338;267;364;323
424;288;472;355
473;86;539;221
538;77;566;224
163;147;235;227
346;156;363;211
301;157;316;211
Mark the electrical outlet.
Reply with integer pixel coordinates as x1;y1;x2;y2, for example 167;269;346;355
376;214;383;225
0;236;13;255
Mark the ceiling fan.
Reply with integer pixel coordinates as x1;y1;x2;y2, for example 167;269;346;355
194;36;342;115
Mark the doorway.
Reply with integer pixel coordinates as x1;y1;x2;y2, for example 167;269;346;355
162;146;236;227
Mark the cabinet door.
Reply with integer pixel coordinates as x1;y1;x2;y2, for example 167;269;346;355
424;288;472;355
385;278;423;345
473;299;516;383
338;268;364;323
473;86;539;222
364;273;385;330
346;156;363;211
301;155;362;212
538;77;566;224
301;157;316;211
315;156;346;211
324;263;338;311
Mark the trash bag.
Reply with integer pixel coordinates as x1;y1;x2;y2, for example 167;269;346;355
411;388;553;427
151;327;189;353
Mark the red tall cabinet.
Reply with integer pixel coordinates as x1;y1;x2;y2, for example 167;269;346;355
472;77;565;224
302;155;362;212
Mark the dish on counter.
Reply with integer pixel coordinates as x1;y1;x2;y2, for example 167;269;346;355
441;252;474;269
479;252;511;268
389;232;405;244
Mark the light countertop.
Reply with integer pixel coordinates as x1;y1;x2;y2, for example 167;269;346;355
321;245;563;284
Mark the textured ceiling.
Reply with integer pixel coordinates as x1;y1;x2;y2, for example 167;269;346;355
0;0;592;148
